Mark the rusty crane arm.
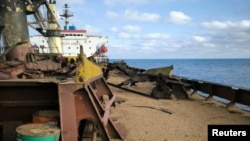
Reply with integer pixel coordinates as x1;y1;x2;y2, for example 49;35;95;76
26;0;61;36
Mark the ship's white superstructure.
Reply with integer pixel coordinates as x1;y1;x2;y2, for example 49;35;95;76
30;29;108;57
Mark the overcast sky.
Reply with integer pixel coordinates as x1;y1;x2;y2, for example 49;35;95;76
38;0;250;59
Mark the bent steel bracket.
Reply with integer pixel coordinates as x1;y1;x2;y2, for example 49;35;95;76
58;79;123;141
59;45;123;140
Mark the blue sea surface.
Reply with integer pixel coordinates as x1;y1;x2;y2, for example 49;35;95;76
110;59;250;111
110;59;250;89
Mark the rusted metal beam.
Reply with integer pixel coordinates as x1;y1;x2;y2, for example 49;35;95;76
0;79;123;141
0;101;55;107
58;81;123;141
177;76;250;108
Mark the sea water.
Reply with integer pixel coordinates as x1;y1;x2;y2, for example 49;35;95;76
110;58;250;111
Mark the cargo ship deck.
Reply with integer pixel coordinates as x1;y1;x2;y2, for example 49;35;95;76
107;72;250;141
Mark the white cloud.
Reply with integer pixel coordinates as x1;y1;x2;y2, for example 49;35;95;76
117;32;140;39
203;43;215;48
201;21;232;29
141;42;157;52
193;36;206;42
57;0;84;5
238;20;250;29
83;25;100;34
169;11;192;24
122;25;142;32
199;20;250;56
143;33;170;40
106;10;161;22
104;0;149;5
110;27;119;32
201;20;250;30
115;30;169;41
118;32;130;39
124;10;161;22
106;11;120;19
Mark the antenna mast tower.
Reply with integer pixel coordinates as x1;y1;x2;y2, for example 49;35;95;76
60;4;73;30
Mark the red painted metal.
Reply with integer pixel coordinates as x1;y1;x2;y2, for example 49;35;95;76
58;79;123;141
0;76;123;141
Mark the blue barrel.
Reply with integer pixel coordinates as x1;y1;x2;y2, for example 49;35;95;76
16;123;60;141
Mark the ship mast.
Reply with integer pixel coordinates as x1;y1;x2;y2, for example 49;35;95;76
60;4;74;30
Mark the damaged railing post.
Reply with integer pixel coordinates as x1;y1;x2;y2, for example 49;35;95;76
226;87;239;110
